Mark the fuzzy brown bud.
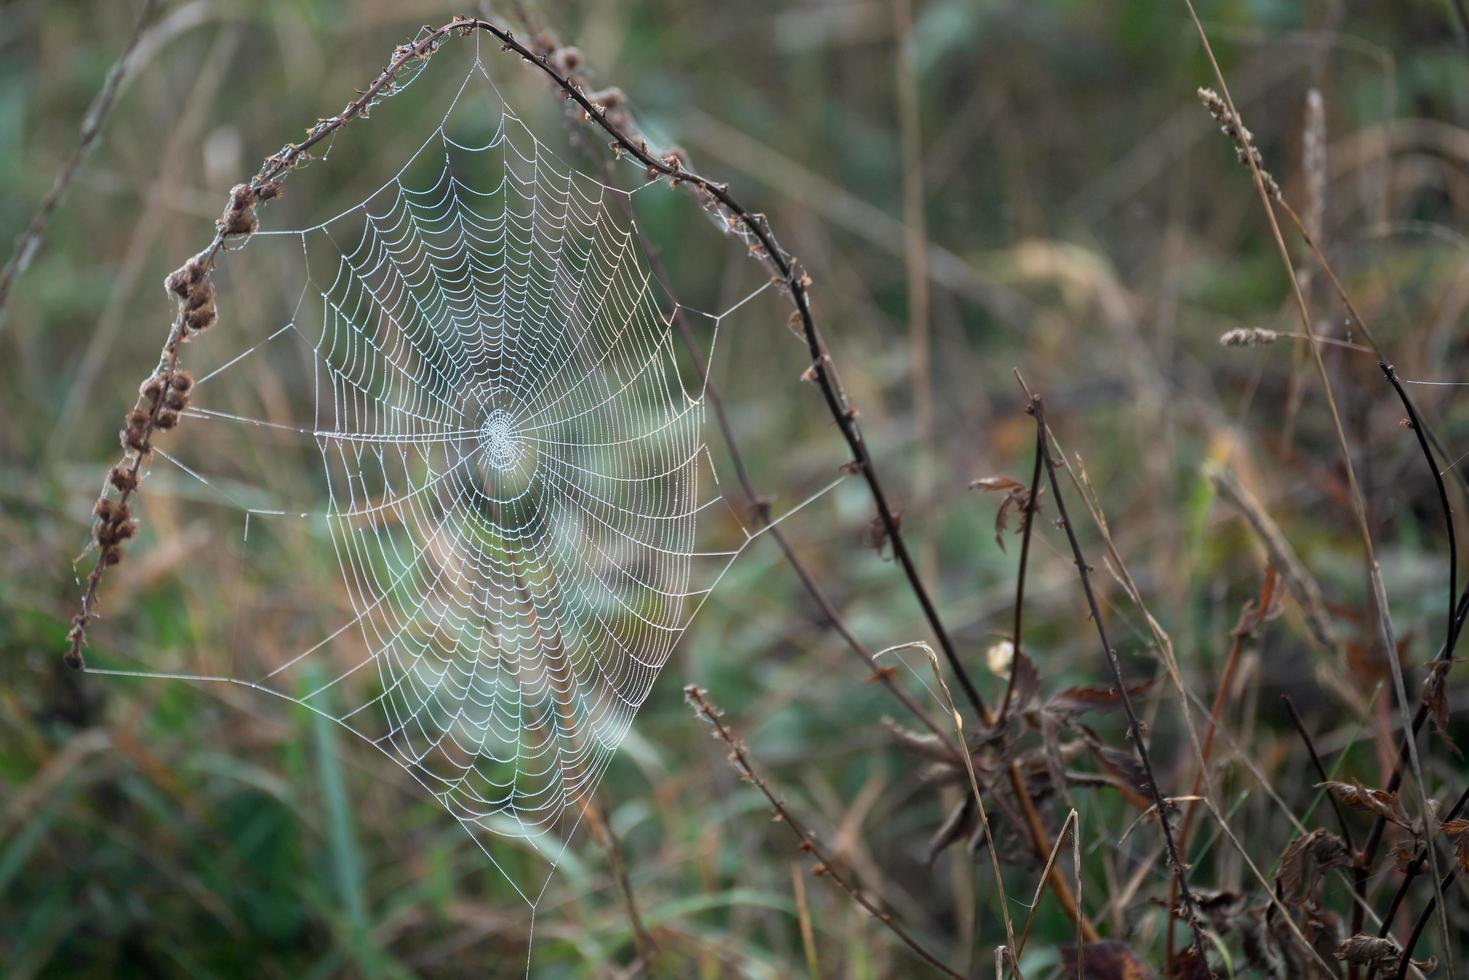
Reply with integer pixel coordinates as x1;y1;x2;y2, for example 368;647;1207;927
108;466;138;492
165;259;205;298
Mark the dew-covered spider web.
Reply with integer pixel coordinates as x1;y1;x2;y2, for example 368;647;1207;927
85;37;841;962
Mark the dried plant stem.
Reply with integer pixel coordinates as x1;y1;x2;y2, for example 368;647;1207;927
1184;3;1450;962
1370;785;1468;980
0;0;160;331
892;0;934;560
685;685;964;980
1280;695;1358;852
1005;765;1098;944
67;21;471;668
583;795;657;969
559;81;958;755
1008;808;1084;974
1380;364;1458;694
994;419;1097;942
1015;371;1221;968
1029;394;1214;973
1166;569;1277;959
67;14;989;734
1000;417;1045;721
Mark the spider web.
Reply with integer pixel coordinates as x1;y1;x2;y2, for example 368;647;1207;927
86;43;839;957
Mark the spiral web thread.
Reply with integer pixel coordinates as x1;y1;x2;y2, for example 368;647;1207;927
88;50;841;933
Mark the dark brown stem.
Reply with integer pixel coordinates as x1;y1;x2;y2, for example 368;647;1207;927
1167;571;1277;962
685;685;964;980
67;14;989;727
1381;363;1458;685
1371;784;1468;980
1280;695;1358;853
1348;365;1466;955
999;410;1045;721
1029;394;1215;976
562;93;957;752
1391;862;1458;980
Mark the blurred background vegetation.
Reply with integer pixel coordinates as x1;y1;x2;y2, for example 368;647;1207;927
3;0;1469;976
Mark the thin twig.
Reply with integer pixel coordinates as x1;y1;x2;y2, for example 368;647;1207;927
1000;417;1045;721
1280;695;1358;853
1028;393;1215;974
1381;363;1458;694
1166;570;1278;958
0;0;160;330
685;685;964;980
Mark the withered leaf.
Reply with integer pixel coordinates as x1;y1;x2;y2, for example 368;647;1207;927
882;718;957;763
926;795;974;867
1060;940;1156;980
1279;829;1350;900
1389;837;1422;875
1317;778;1413;829
1442;818;1469;873
1169;945;1212;980
1075;724;1151;809
1421;659;1459;756
1046;679;1156;718
1006;649;1040;715
971;475;1038;551
1334;934;1435;975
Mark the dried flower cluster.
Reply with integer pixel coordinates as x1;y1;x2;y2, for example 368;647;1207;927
1219;327;1278;347
1197;87;1281;201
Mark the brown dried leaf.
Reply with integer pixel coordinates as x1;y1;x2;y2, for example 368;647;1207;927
971;475;1037;551
1442;817;1469;873
882;718;956;763
1421;659;1459;755
1334;934;1435;975
925;796;974;867
1006;649;1040;714
1046;679;1156;718
1279;829;1350;900
1060;941;1156;980
1169;945;1212;980
1074;725;1152;807
1317;778;1413;829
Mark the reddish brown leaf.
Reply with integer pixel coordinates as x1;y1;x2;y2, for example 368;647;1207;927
1005;649;1040;714
1060;941;1156;980
1047;679;1156;717
1316;778;1412;829
1422;659;1459;755
1442;818;1469;873
1279;829;1350;900
971;475;1038;551
1334;934;1435;975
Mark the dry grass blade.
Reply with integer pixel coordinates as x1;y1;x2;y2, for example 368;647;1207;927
0;0;160;330
1206;463;1336;650
873;641;1020;966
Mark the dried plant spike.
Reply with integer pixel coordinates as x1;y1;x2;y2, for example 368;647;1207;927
1197;86;1281;200
1302;88;1326;245
1219;327;1278;347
